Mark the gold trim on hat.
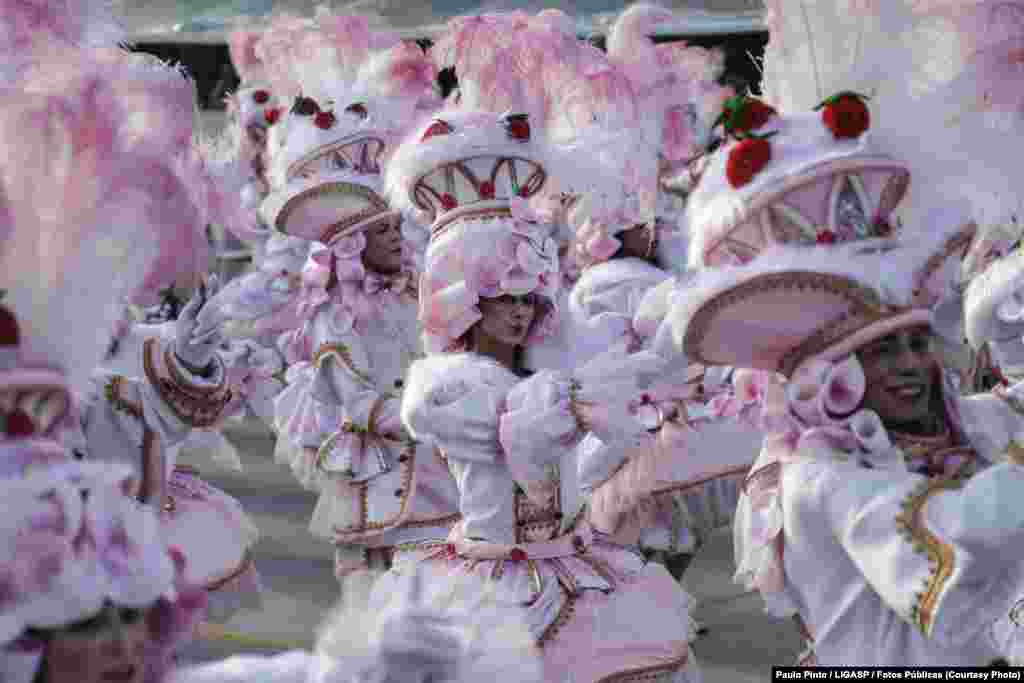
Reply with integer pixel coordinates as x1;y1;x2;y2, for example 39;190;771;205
684;271;906;376
287;135;386;182
276;181;390;242
912;222;977;305
412;156;547;219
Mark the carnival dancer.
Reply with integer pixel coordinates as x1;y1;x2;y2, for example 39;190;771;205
263;16;461;587
375;102;700;682
0;463;207;683
663;221;1024;666
168;567;542;683
494;7;753;604
213;29;280;280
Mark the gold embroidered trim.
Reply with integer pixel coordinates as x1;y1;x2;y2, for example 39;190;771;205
682;271;906;375
400;512;462;530
894;477;964;636
276;180;388;235
912;224;976;303
514;475;563;544
332;442;417;538
320;208;394;246
164;348;222;396
567;379;591;434
286;137;386;183
313;342;373;385
537;592;577;649
650;465;751;498
205;548;255;593
104;376;143;422
596;648;690;682
143;344;232;429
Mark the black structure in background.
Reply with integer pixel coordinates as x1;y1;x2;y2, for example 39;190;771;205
132;30;767;110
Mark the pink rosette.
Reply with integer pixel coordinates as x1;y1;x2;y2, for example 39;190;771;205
736;355;903;602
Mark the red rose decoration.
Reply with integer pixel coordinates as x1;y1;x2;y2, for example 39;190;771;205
503;114;531;142
252;90;270;104
440;193;458;211
479;181;495;199
264;108;281;126
731;99;776;134
725;137;773;188
816;230;837;244
509;548;528;562
0;305;19;347
5;409;34;437
314;111;336;130
292;96;319;117
817;92;871;139
421;119;452;142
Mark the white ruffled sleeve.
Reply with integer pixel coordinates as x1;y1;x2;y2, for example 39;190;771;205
309;309;402;439
401;355;519;466
498;370;582;497
800;458;1024;646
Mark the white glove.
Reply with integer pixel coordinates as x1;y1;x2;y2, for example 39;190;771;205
174;275;224;372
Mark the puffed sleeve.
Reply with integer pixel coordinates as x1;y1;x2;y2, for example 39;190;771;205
308;307;401;439
87;323;232;474
498;370;582;498
798;458;1024;646
401;354;520;466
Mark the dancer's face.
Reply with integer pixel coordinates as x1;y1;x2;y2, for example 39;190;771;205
42;603;152;683
362;216;404;275
857;326;938;429
477;293;539;347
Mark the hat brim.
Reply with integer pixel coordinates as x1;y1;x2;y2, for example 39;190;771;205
261;172;396;245
672;243;931;376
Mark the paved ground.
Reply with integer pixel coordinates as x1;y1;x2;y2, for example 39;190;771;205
178;418;803;680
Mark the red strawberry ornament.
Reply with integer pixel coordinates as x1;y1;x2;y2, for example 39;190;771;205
421;120;452;142
503;114;531;142
314;111;336;130
440;193;458;211
345;103;368;119
0;303;19;347
816;92;871;139
264;108;281;126
726;137;773;188
4;409;34;437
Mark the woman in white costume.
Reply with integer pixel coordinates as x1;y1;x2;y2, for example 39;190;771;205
0;463;207;683
375;96;701;681
264;15;461;586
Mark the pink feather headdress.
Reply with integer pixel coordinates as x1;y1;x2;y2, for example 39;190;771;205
260;13;437;250
0;0;125;73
